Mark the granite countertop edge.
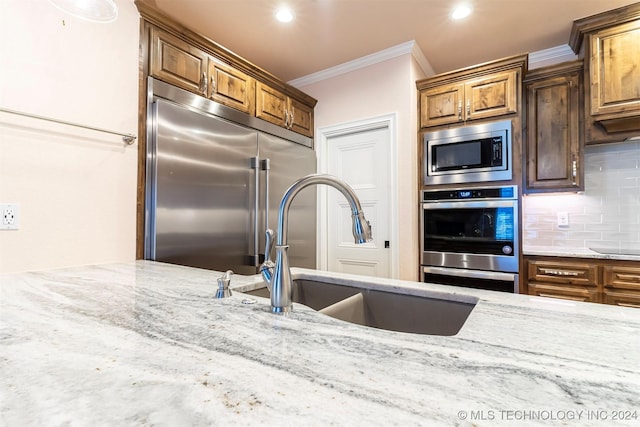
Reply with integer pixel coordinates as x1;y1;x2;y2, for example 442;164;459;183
523;245;640;261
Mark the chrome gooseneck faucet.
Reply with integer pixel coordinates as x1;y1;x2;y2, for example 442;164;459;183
260;174;373;313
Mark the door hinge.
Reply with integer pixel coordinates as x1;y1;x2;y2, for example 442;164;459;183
384;240;390;248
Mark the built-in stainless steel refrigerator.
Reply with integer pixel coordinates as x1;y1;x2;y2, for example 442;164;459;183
145;78;316;274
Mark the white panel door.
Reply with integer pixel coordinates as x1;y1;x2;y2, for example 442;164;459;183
327;126;390;277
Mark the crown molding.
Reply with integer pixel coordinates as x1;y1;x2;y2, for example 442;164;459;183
289;42;576;87
289;40;434;88
528;44;577;69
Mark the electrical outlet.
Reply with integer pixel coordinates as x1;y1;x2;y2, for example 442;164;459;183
1;203;20;230
557;211;569;227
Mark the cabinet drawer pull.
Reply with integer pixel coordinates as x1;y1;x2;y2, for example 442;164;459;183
539;293;586;302
616;273;640;282
289;107;295;129
466;99;470;117
540;268;580;277
458;101;462;121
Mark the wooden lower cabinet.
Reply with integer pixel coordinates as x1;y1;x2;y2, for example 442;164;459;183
524;256;640;308
603;265;640;308
526;259;599;302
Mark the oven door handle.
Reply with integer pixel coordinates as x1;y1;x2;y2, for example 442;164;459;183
423;266;517;282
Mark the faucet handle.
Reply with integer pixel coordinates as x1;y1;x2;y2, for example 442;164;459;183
260;229;276;293
264;228;275;262
215;270;233;298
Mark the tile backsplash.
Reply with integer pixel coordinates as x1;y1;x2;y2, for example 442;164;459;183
522;140;640;251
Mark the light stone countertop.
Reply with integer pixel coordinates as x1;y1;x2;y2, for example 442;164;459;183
523;245;640;261
2;260;640;426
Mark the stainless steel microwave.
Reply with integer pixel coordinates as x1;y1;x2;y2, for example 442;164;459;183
423;119;512;185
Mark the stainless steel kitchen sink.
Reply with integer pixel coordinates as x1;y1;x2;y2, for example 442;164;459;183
241;279;476;336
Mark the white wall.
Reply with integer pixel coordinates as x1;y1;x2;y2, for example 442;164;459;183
0;0;139;273
523;141;640;251
298;54;426;281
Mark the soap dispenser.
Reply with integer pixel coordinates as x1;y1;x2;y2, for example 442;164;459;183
215;270;233;298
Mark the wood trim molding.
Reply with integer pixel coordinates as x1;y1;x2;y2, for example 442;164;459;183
415;53;528;91
569;2;640;54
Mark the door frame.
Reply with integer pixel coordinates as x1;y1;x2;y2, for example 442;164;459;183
316;113;398;279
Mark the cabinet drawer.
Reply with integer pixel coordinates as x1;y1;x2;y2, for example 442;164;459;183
603;290;640;309
528;282;599;303
527;260;597;285
603;265;640;291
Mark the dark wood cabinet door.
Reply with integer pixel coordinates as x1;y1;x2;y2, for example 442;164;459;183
288;97;314;137
525;64;582;192
150;28;208;95
208;60;256;115
419;83;464;128
256;82;288;128
589;21;640;122
465;70;518;121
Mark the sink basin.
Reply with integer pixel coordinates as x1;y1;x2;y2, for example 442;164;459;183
241;279;476;336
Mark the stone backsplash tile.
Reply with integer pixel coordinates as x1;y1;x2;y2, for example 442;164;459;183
523;140;640;251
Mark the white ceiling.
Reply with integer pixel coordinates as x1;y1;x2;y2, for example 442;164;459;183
150;0;637;82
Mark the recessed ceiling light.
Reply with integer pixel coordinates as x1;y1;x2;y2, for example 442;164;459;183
451;4;472;20
275;7;295;23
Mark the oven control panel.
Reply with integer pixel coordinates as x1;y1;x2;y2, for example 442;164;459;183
422;185;517;202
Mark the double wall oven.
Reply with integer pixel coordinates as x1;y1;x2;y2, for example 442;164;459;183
420;185;519;293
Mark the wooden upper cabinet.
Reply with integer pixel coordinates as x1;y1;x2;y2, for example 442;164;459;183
417;55;526;129
524;61;583;193
288;97;314;137
256;82;288;127
256;82;313;137
208;61;255;115
465;70;518;121
570;3;640;142
589;21;640;122
150;27;208;95
419;83;464;127
142;8;316;137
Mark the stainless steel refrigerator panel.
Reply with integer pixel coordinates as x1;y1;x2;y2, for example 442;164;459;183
259;132;317;269
151;99;259;274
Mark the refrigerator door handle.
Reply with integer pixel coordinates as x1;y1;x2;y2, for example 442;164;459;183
249;156;260;267
260;158;271;230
